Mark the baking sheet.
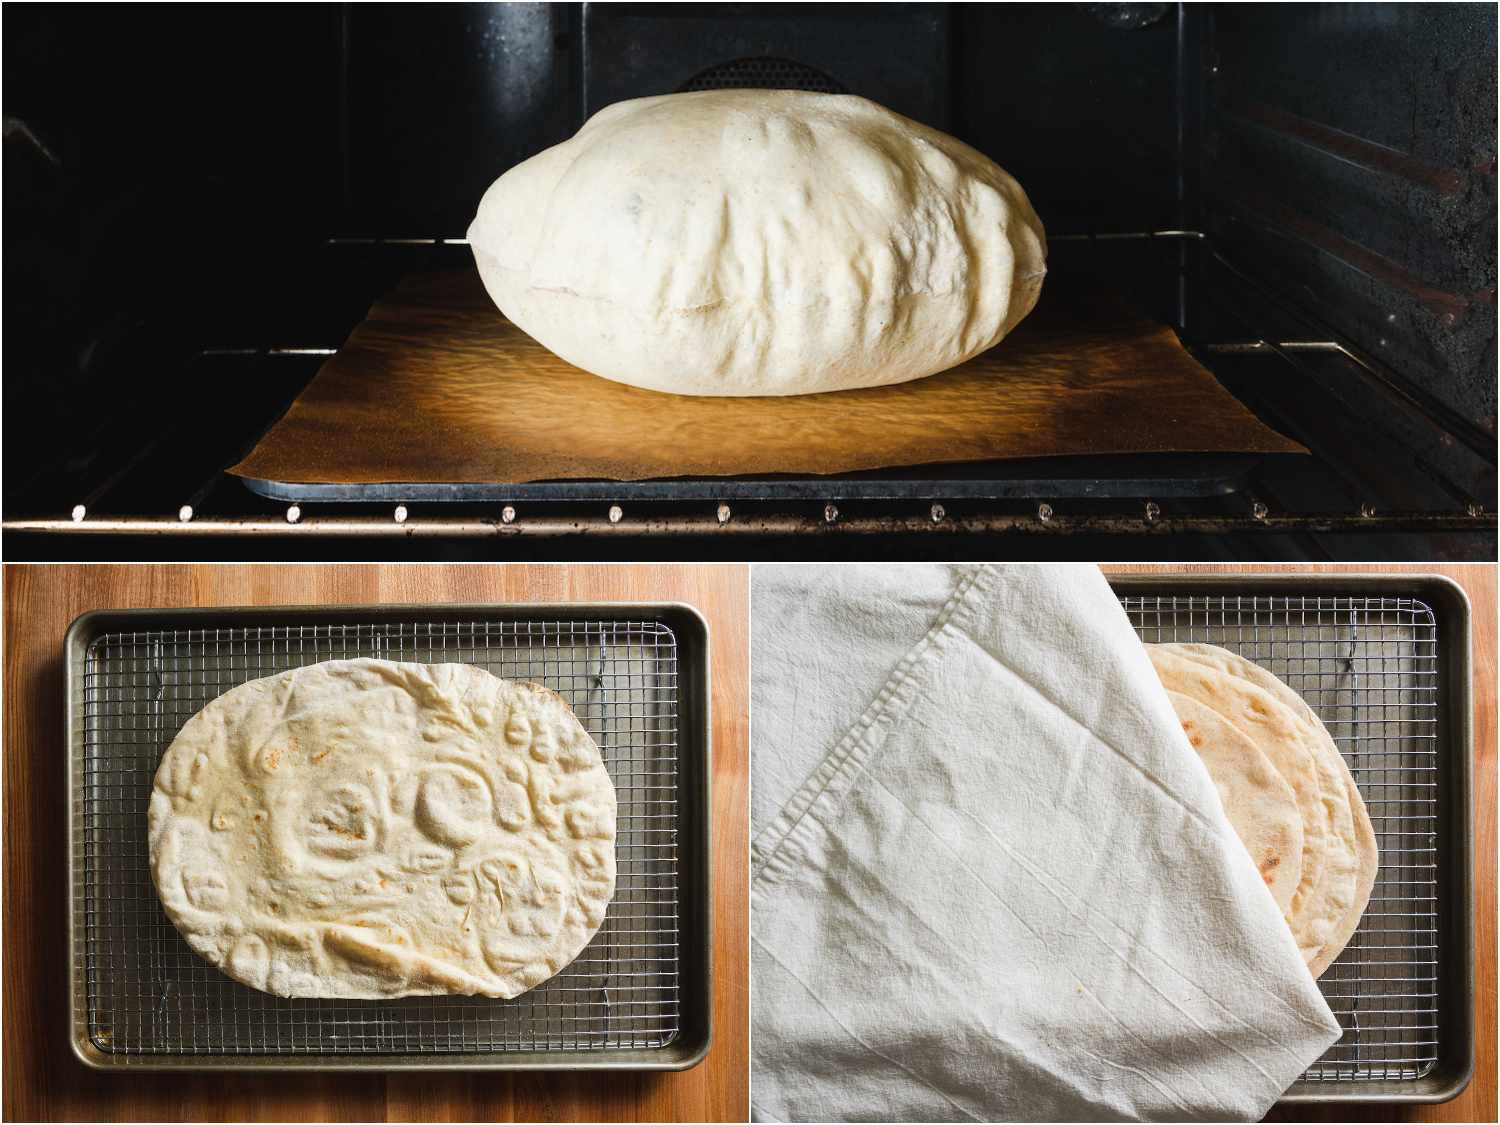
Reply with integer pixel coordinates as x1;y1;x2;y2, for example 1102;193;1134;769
229;271;1305;487
1112;575;1474;1104
66;605;712;1071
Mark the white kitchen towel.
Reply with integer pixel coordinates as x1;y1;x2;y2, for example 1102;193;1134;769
751;564;1341;1123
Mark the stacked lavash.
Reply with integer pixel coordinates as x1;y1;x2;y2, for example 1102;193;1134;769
1149;643;1379;977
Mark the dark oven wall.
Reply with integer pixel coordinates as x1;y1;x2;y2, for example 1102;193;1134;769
4;3;1188;261
4;3;345;506
1202;2;1498;440
340;2;1184;242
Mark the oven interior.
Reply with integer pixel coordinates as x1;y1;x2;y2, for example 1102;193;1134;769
4;2;1495;560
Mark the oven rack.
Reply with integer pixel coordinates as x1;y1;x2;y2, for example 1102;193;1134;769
9;506;1492;538
6;235;1493;557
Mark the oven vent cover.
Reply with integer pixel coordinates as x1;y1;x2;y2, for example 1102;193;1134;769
679;56;847;94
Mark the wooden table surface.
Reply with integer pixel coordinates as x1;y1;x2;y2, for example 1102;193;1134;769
1105;564;1495;1124
2;564;749;1123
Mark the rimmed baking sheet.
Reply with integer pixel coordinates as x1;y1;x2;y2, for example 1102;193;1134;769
1113;575;1473;1104
65;604;711;1071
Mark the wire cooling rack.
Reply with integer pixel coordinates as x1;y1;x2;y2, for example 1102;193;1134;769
1120;594;1441;1084
77;618;681;1058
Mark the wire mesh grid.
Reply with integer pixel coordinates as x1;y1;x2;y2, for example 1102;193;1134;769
75;617;681;1058
1120;594;1442;1084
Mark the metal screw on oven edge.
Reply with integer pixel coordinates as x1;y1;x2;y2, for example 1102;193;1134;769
71;504;86;522
1251;500;1269;521
608;505;623;524
178;505;193;523
501;505;516;524
286;505;302;524
930;503;945;523
1037;502;1054;523
716;503;732;524
394;505;409;524
1144;501;1160;523
823;503;839;524
1361;503;1377;518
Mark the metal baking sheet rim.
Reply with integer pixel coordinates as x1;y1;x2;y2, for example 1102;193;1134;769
63;601;714;1073
236;453;1263;505
1109;572;1475;1106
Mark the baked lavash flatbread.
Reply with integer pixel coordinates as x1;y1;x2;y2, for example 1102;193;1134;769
468;89;1047;397
148;659;617;999
1149;645;1377;978
1157;643;1379;978
1166;690;1305;916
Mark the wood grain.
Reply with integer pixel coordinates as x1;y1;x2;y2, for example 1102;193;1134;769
229;271;1303;488
1104;564;1496;1124
1;564;749;1123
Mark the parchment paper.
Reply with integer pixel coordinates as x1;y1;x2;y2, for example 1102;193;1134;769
230;271;1304;486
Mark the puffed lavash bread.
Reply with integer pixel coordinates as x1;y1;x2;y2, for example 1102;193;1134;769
148;659;617;999
467;90;1047;396
1149;644;1378;979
